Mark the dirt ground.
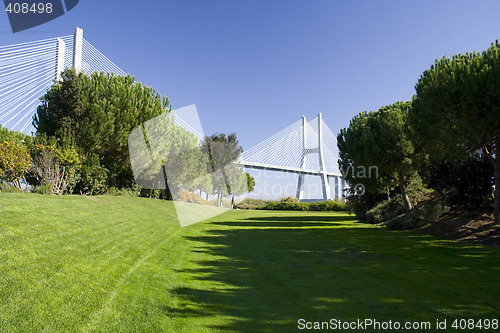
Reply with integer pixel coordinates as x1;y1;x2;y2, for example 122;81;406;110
417;211;500;248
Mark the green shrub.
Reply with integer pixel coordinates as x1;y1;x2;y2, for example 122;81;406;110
365;195;405;224
309;200;348;211
346;192;388;220
106;185;141;197
74;154;108;195
406;174;432;203
262;199;347;212
235;198;271;210
0;182;24;193
32;183;53;195
349;174;431;222
280;196;300;203
387;197;449;230
263;201;310;211
422;157;494;209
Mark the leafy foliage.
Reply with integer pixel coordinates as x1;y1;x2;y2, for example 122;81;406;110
131;112;208;200
34;68;171;188
346;192;388;220
105;185;141;197
201;133;248;206
235;198;271;210
421;157;494;208
27;135;81;195
0;125;28;144
74;154;109;195
338;101;416;211
364;175;431;223
245;173;255;193
309;200;348;211
262;199;347;211
386;196;450;230
0;140;31;189
411;42;500;223
0;125;31;189
365;195;404;224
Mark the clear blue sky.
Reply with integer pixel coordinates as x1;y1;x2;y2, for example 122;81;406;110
2;0;500;151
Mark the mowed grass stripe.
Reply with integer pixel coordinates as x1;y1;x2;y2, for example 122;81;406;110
159;210;500;332
0;194;180;332
1;194;499;332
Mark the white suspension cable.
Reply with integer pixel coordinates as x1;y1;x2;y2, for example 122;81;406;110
0;60;54;99
0;63;53;89
0;70;54;122
2;72;54;130
0;35;70;51
0;69;53;111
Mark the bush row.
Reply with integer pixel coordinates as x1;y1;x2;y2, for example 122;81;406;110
235;198;271;210
261;199;347;212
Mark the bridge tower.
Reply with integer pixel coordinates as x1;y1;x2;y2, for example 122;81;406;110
296;113;332;201
0;27;126;133
73;27;83;73
56;27;82;81
55;38;65;81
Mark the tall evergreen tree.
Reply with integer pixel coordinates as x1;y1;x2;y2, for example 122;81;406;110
412;42;500;224
34;68;171;188
201;133;245;207
338;101;415;211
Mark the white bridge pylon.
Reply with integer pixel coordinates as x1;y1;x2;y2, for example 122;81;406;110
238;113;346;201
0;27;126;134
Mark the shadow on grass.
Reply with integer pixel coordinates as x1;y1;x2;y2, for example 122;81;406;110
211;221;353;228
166;214;500;332
241;214;360;222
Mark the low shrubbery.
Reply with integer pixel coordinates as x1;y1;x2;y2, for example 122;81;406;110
346;192;387;221
365;195;405;224
263;201;310;211
235;198;271;210
309;200;348;211
260;197;347;212
422;157;494;209
0;182;24;193
364;195;449;229
105;185;141;197
351;175;432;224
386;197;450;230
236;196;348;212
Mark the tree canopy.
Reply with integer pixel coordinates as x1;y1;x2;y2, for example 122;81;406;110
338;101;415;211
34;68;171;188
411;42;500;224
201;133;247;207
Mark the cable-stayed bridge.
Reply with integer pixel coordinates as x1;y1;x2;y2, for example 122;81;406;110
0;27;125;134
0;28;345;201
239;114;345;201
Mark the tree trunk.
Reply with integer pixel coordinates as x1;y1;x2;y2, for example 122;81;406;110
484;140;499;225
217;192;222;207
494;156;500;225
399;173;412;211
161;165;173;200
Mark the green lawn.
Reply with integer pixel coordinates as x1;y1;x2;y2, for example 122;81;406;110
0;193;499;332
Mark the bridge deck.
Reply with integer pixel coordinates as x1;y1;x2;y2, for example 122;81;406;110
237;161;341;177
